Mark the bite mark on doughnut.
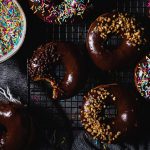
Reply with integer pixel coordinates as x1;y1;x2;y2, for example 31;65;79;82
28;42;86;100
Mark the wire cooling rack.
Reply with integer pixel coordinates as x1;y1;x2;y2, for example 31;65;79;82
28;0;148;131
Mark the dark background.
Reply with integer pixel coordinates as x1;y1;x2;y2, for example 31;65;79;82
0;0;150;149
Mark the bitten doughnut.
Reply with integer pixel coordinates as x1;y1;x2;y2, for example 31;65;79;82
134;52;150;99
28;42;86;100
86;12;146;71
0;102;35;150
81;84;137;144
28;0;92;24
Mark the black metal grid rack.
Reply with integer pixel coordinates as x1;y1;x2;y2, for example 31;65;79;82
28;0;148;131
117;0;147;15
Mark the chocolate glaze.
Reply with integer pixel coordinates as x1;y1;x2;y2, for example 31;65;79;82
134;52;150;99
86;12;145;71
28;42;86;100
28;0;92;24
0;102;35;150
81;84;137;143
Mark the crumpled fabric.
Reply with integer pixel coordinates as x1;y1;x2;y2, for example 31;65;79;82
0;58;27;103
72;131;150;150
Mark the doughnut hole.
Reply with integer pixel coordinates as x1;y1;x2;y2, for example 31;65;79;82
98;98;118;124
55;63;66;82
103;34;123;51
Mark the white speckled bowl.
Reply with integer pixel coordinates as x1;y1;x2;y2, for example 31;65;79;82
0;0;26;63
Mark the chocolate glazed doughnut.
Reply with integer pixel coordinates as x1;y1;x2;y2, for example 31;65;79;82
28;0;92;24
81;84;137;144
28;42;86;100
86;12;146;71
0;102;35;150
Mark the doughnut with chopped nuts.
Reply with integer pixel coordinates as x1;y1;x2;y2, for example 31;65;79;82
28;42;86;100
86;12;146;71
28;0;92;24
134;52;150;99
80;84;137;144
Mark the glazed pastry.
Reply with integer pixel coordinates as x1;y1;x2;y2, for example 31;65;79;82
86;12;146;71
28;42;86;100
28;0;92;24
81;84;137;144
0;102;35;150
134;52;150;99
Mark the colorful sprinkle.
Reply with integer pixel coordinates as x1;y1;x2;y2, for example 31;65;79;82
29;0;91;24
0;0;24;58
135;53;150;99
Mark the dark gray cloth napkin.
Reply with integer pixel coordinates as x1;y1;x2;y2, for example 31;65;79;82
72;131;150;150
0;59;27;103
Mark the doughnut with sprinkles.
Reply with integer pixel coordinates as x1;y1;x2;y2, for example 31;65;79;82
134;52;150;99
28;0;92;24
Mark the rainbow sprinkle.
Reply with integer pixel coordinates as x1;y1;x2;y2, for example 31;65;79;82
0;0;24;57
135;53;150;99
29;0;91;24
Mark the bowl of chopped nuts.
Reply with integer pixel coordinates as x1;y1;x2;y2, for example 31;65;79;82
0;0;26;63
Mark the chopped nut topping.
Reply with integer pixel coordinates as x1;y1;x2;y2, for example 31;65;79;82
94;13;146;47
81;87;121;143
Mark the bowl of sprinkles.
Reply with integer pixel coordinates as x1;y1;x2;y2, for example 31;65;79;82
0;0;26;63
134;52;150;99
